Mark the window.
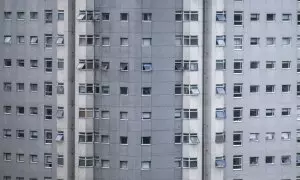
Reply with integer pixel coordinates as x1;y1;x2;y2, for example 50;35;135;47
102;37;110;46
266;156;275;164
120;38;128;46
119;112;128;120
282;85;291;93
101;111;109;119
250;109;259;117
44;153;52;168
215;132;226;143
266;85;275;93
120;136;128;145
249;133;259;142
29;107;38;115
17;12;25;20
4;36;12;44
30;12;38;20
297;59;300;73
77;59;99;70
298;11;300;25
16;177;24;180
4;106;12;114
216;35;226;46
175;35;183;45
250;13;259;21
102;13;110;20
266;132;275;141
4;59;12;67
174;133;182;144
3;129;12;138
44;82;53;96
30;60;38;68
183;84;199;95
282;37;291;45
282;108;291;116
175;109;181;118
282;13;291;21
120;62;128;71
45;34;53;47
45;10;53;23
233;83;243;97
183;36;198;45
233;155;242;170
215;156;226;168
120;13;128;21
183;11;198;21
183;133;199;144
142;87;151;96
30;36;38;44
4;153;11;161
120;87;128;95
17;36;25;44
182;158;198;168
297;107;300;121
57;155;64;166
216;84;226;94
234;11;243;25
266;37;275;46
120;161;128;169
233;107;243;122
141;136;151;145
142;13;152;21
44;130;52;144
3;82;12;92
297;36;300;48
141;161;151;170
57;83;64;94
234;36;243;50
79;156;95;167
57;59;64;69
142;63;152;71
281;155;291;165
295;153;300;167
281;132;291;140
16;130;24;138
216;59;226;70
298;82;300;96
250;157;259;166
29;154;38;163
78;83;99;94
265;108;275;117
101;85;110;95
233;60;243;74
3;177;11;180
78;108;99;119
17;59;24;67
233;131;242;146
30;83;38;92
216;11;226;21
16;153;24;162
250;37;259;45
142;112;151;120
297;129;300;142
56;35;64;45
142;38;152;46
57;106;64;119
78;132;99;143
183;109;198;119
266;13;275;21
175;11;183;21
56;131;64;142
183;60;198;71
16;83;24;91
215;108;226;119
4;12;12;20
29;130;38;139
79;35;100;46
250;85;259;93
58;10;64;20
101;135;109;144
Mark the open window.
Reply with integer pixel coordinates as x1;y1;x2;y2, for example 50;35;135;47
215;156;226;168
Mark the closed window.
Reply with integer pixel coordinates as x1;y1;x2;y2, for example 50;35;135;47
266;37;275;46
101;135;109;144
44;153;52;168
233;60;243;73
234;11;243;25
142;38;152;46
281;132;291;140
44;82;53;96
141;136;151;145
120;112;128;120
266;132;275;141
17;59;24;67
215;108;226;119
120;13;129;21
58;10;64;20
250;37;259;45
16;83;24;91
234;36;243;50
45;10;52;23
120;161;128;169
183;11;198;21
282;37;291;45
282;13;291;21
45;34;53;47
29;107;38;115
16;153;24;162
3;82;12;92
175;11;182;21
102;13;110;20
265;108;275;117
216;59;226;70
250;109;259;117
17;36;25;44
142;87;151;95
266;13;275;21
29;130;38;139
233;107;243;122
4;106;12;114
266;85;275;93
120;38;128;46
57;155;64;166
183;36;198;46
30;154;38;163
4;12;12;20
233;155;243;170
266;156;275;164
30;60;38;68
30;83;38;92
4;153;11;161
250;157;259;166
233;131;242;146
44;58;53;72
16;106;24;115
183;109;198;119
120;136;128;145
281;108;291;116
3;129;12;138
30;12;38;20
233;83;243;97
215;132;225;143
281;155;291;165
250;85;259;93
141;161;151;170
282;85;291;93
182;158;198;168
142;13;152;21
44;130;52;144
250;13;259;21
249;133;259;142
17;12;25;20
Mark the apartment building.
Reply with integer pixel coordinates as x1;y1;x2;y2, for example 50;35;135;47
0;0;300;180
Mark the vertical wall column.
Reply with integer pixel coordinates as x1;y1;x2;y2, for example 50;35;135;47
203;0;225;180
182;0;204;180
56;0;75;179
74;0;96;179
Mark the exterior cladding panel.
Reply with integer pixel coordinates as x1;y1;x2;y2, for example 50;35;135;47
93;0;183;180
0;0;57;179
224;0;299;180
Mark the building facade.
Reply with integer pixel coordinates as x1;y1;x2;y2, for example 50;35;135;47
1;0;300;180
